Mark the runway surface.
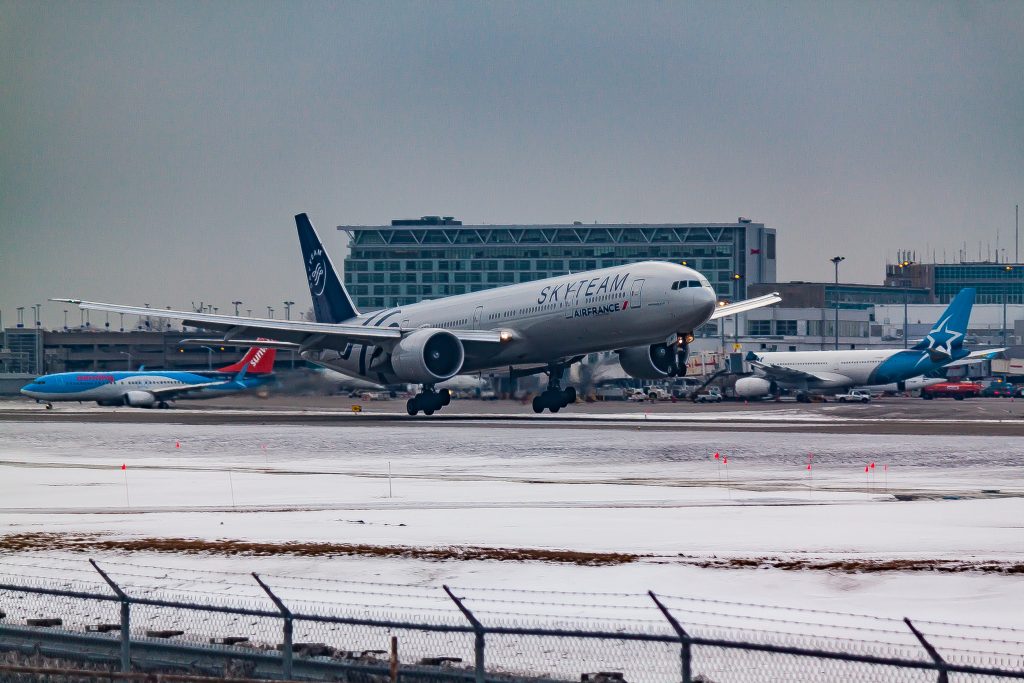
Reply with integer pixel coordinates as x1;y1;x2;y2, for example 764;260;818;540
1;400;1022;639
2;395;1024;435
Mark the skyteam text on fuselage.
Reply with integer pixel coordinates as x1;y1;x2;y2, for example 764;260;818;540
20;345;276;408
56;213;780;416
733;288;994;401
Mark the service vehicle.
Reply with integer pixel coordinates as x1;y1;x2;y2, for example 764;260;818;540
834;389;872;403
920;381;983;400
694;388;724;403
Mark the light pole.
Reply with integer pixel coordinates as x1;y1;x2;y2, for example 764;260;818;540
232;301;242;317
283;301;295;320
898;260;915;348
118;312;125;332
1004;266;1014;348
246;309;252;318
267;306;274;319
63;310;68;330
830;257;845;350
199;346;214;371
16;307;24;328
119;350;132;370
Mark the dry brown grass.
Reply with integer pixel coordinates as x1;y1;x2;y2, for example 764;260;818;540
0;532;637;566
676;554;1024;574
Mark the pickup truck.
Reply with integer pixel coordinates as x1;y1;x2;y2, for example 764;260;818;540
834;390;871;403
694;388;723;403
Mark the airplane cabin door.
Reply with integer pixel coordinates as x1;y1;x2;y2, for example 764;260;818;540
472;306;484;329
629;279;645;309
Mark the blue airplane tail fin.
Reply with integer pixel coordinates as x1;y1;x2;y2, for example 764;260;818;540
233;362;249;382
912;287;974;359
296;213;359;324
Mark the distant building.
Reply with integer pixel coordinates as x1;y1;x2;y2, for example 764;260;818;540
339;216;777;311
748;281;931;309
885;261;1023;305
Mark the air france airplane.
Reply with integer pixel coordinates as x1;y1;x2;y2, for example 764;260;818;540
734;288;999;401
20;345;276;409
57;214;780;416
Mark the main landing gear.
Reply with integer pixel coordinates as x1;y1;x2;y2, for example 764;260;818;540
531;362;578;414
407;387;451;416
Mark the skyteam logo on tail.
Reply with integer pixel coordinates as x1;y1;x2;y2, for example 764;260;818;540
306;248;327;296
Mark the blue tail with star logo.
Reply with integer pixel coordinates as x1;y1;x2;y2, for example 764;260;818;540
912;288;974;361
296;213;360;324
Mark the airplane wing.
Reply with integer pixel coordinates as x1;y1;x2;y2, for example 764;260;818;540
747;359;829;383
709;293;782;320
146;379;234;398
944;348;1006;368
53;299;504;350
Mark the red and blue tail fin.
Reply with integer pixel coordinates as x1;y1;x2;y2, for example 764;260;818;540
218;342;277;374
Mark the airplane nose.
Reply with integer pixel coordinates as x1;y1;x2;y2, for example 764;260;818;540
696;288;717;321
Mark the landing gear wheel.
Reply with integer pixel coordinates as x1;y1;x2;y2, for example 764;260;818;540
158;401;170;409
564;387;577;405
424;407;435;415
45;403;53;410
407;398;418;416
532;396;544;414
439;388;451;406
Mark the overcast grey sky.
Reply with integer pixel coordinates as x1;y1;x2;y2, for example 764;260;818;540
2;1;1022;327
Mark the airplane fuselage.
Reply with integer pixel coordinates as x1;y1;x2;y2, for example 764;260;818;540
751;348;968;390
305;261;718;384
20;371;273;404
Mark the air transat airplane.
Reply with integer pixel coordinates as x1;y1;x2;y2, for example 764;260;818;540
734;288;1000;401
20;345;276;408
57;214;780;416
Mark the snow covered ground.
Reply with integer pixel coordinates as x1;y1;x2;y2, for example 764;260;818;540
1;419;1022;662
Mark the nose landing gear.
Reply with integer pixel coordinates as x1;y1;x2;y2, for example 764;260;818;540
406;386;452;416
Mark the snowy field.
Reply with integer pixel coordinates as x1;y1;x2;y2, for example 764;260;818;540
1;419;1022;651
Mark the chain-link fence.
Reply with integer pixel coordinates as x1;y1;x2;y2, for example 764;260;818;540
0;558;1022;682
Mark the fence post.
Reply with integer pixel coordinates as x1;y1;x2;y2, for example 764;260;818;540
253;573;293;680
443;585;485;683
649;591;692;683
904;618;948;683
89;559;131;676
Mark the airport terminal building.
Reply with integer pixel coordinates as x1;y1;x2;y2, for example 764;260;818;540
339;216;777;311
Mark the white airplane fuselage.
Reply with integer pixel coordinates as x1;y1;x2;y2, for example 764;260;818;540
305;261;717;384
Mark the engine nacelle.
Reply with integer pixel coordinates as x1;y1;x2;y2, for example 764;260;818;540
617;343;681;380
734;377;773;399
123;391;157;407
390;329;465;384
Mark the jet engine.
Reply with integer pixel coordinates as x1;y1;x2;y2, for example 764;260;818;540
390;329;465;384
617;343;685;379
123;391;157;407
734;377;774;399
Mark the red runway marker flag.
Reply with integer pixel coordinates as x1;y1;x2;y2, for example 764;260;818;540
714;452;720;460
121;464;126;470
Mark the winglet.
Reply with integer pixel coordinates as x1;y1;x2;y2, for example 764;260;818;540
234;362;249;382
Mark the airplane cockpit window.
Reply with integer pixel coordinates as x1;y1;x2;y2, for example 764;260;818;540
687;280;701;287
